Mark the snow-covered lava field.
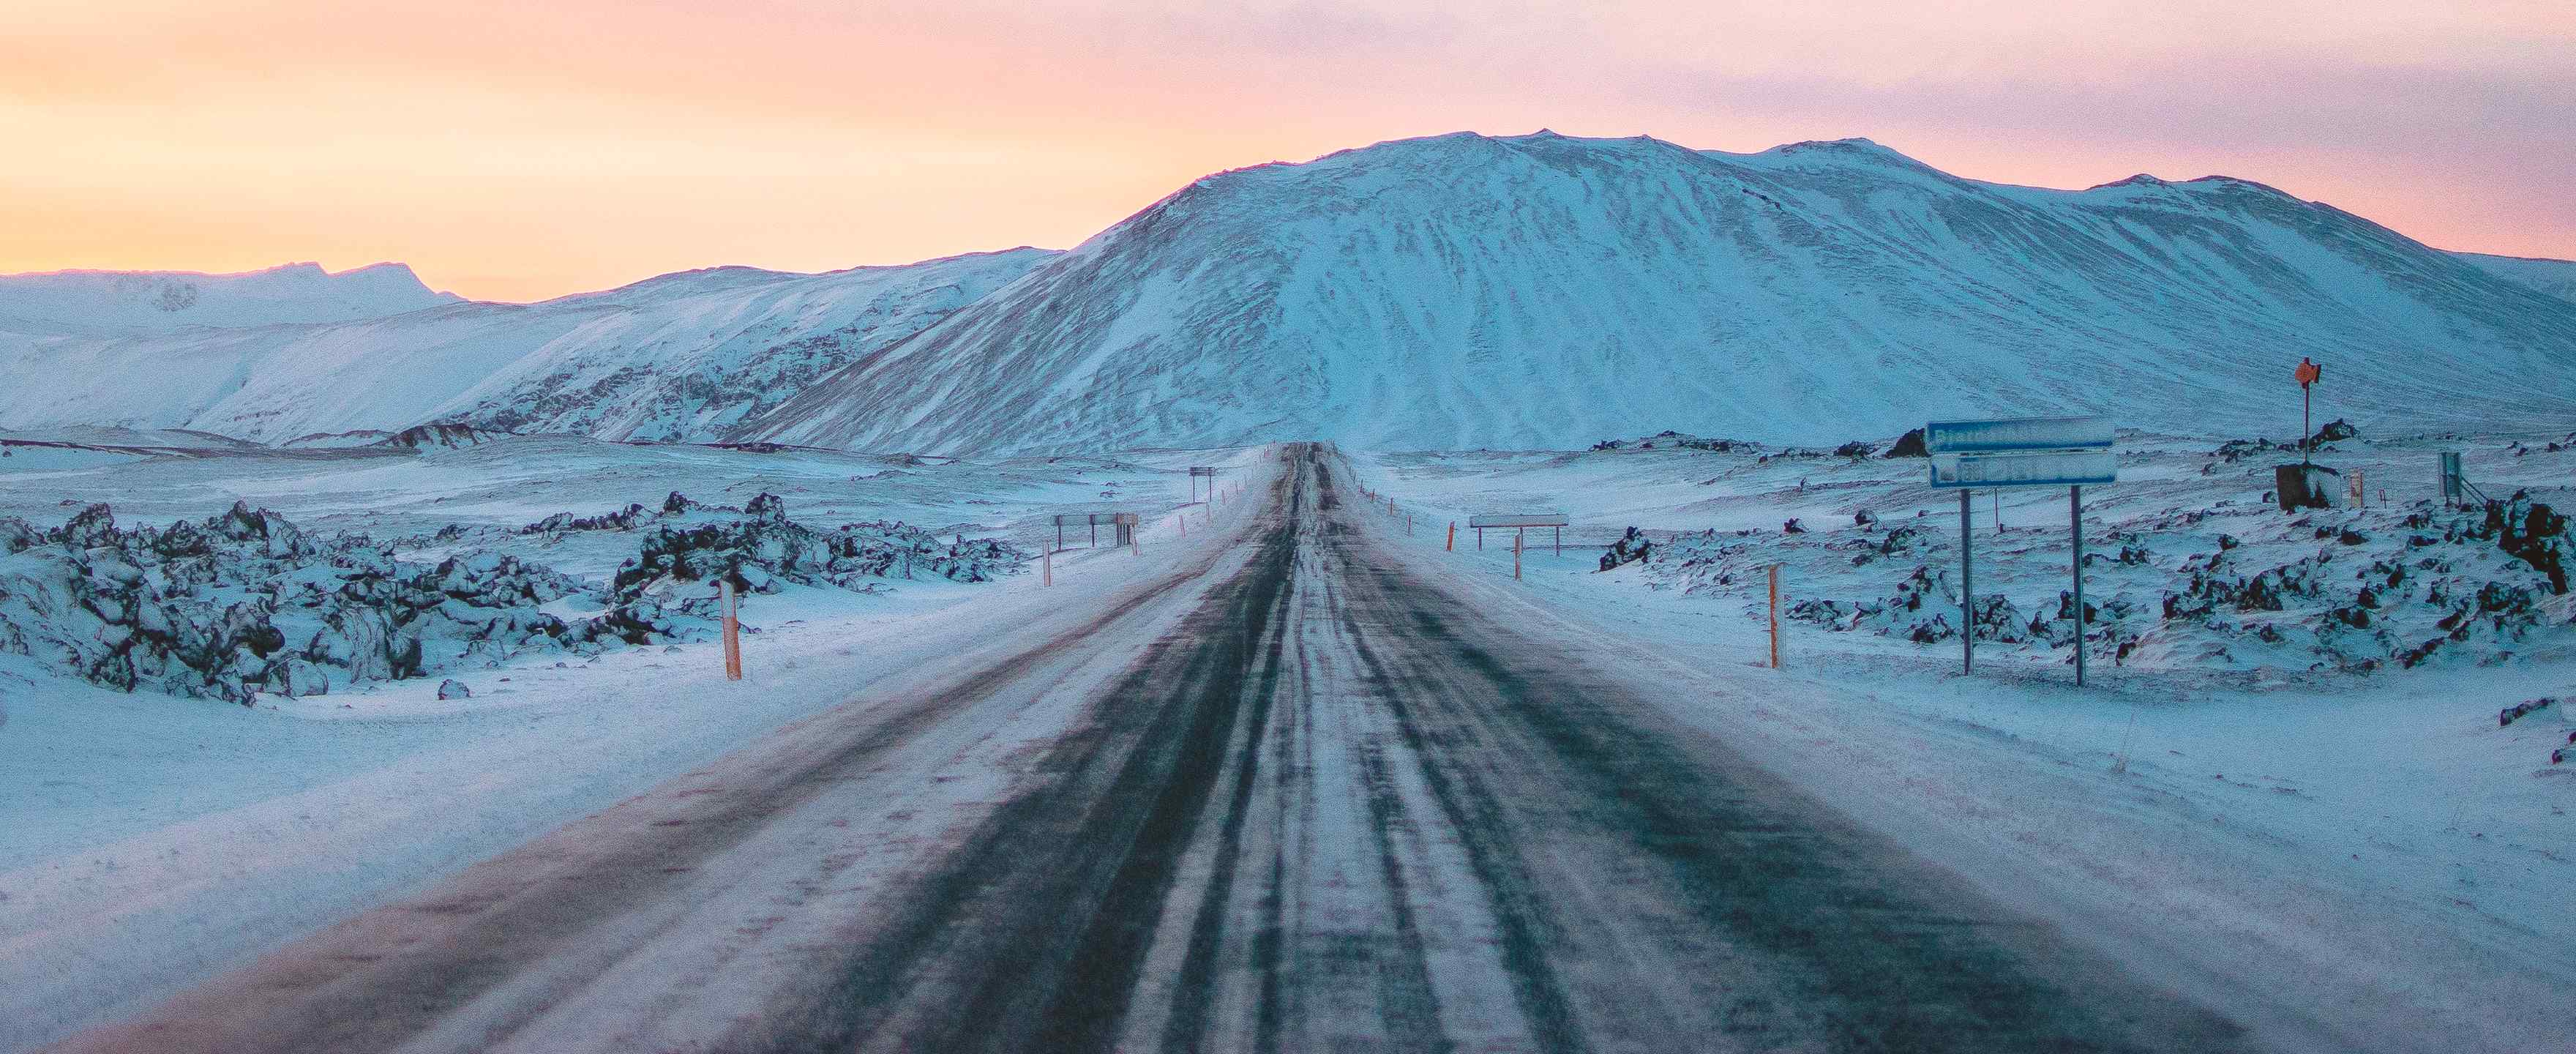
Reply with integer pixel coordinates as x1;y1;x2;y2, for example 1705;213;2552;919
0;422;2567;1052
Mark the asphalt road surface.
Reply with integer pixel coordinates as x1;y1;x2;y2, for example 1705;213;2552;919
57;444;2251;1053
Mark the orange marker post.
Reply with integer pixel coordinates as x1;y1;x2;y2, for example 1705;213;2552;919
1767;564;1783;670
720;578;744;681
1446;522;1456;552
1042;547;1052;587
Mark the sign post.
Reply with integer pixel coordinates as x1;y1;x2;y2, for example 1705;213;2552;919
1469;513;1569;556
2294;358;2321;463
2070;485;2086;687
1959;490;1973;675
1926;416;2118;686
1053;512;1139;553
1188;466;1218;503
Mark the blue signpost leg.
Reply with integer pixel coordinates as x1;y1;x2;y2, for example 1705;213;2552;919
1960;489;1973;676
2072;485;2086;687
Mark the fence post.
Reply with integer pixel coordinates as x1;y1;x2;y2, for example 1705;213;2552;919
1042;546;1052;586
1768;564;1782;670
1513;531;1523;580
721;578;743;681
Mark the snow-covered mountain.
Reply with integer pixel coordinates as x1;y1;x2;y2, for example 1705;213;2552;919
0;250;1054;444
0;262;457;334
4;132;2569;453
748;132;2576;453
2459;253;2576;305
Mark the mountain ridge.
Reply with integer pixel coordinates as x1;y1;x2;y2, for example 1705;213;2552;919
1;132;2568;452
742;130;2576;453
0;261;460;334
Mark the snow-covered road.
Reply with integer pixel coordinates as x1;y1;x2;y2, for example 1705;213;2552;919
47;445;2269;1053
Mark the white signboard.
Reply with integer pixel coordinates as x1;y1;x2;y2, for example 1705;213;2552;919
1923;416;2113;455
1922;415;2116;687
1467;514;1570;528
1925;416;2116;490
1931;449;2119;489
1052;512;1139;526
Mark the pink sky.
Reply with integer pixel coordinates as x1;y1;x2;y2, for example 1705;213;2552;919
5;0;2569;302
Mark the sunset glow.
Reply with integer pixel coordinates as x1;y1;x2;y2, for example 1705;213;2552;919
7;0;2570;302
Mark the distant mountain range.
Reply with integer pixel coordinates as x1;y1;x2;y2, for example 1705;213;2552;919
0;262;459;334
0;250;1050;445
5;132;2571;452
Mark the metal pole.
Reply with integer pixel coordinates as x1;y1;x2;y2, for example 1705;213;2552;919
1514;531;1522;580
1959;489;1973;676
1555;526;1561;556
2302;386;2312;466
2071;485;2086;687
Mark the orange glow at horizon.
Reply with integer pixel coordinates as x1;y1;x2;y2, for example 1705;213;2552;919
5;1;2570;302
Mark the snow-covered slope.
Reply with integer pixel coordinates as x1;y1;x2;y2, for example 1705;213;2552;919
749;132;2576;454
0;250;1054;444
439;253;1054;441
0;262;457;334
2457;252;2576;304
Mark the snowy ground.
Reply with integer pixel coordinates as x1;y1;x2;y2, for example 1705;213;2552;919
1344;432;2574;1050
4;427;2570;1051
0;436;1265;1050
